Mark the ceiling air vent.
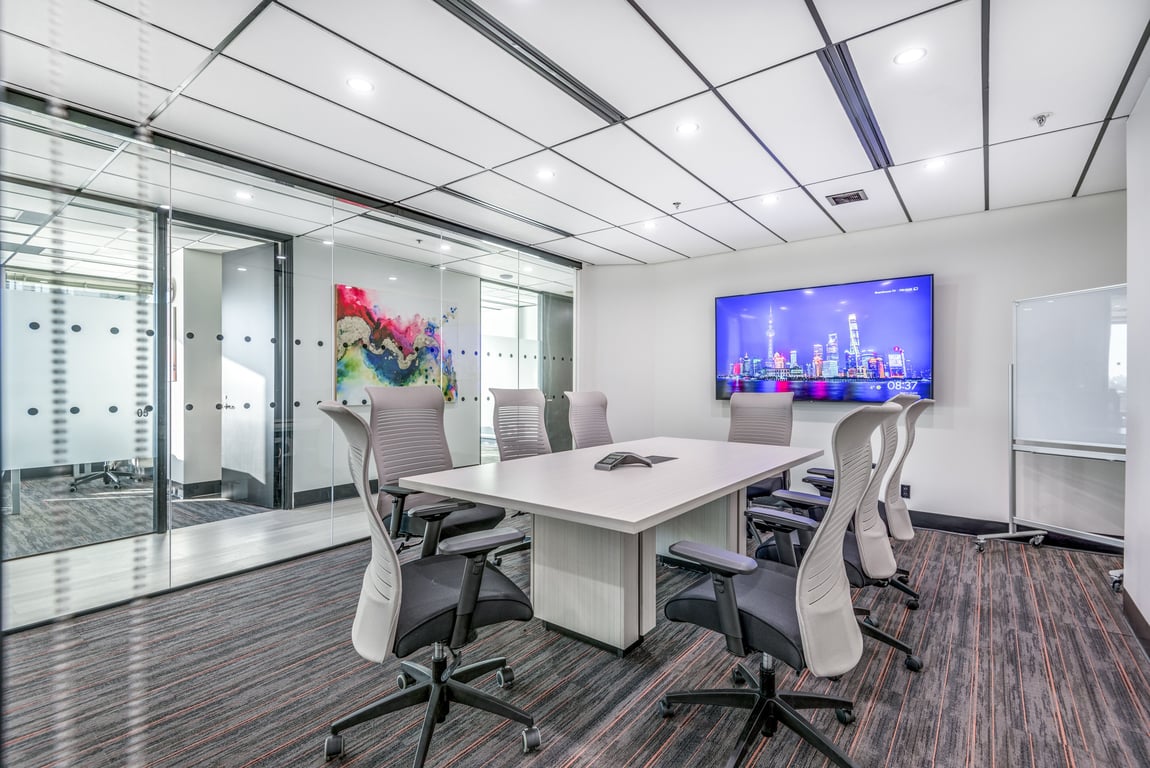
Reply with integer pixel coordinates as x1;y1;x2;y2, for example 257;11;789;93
826;190;868;206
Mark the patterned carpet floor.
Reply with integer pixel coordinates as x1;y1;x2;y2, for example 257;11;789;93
2;526;1146;767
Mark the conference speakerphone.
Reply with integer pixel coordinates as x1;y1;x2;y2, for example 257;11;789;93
594;452;654;471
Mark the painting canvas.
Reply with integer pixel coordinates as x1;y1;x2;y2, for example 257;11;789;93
335;284;458;401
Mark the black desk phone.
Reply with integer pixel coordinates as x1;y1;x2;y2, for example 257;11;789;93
594;451;654;471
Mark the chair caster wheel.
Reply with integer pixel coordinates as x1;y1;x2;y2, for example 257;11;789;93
658;699;676;718
1112;578;1124;594
896;574;910;584
497;666;515;689
1030;535;1045;547
493;556;502;566
521;726;541;753
905;655;924;672
324;734;344;761
974;540;985;553
905;598;920;610
835;708;855;725
397;672;416;690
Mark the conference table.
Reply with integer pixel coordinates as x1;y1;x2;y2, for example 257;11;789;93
400;436;822;655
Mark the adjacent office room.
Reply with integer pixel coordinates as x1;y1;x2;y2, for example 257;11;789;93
2;1;1149;767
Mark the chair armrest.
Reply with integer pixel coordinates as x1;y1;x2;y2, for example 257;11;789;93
806;467;834;479
668;540;757;577
437;527;524;557
379;484;415;498
409;499;475;522
773;489;830;509
746;506;820;532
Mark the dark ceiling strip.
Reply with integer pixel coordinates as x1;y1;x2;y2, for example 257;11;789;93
1072;16;1150;197
141;0;274;127
817;45;893;170
882;167;912;223
981;0;991;211
804;0;834;46
1;88;581;271
436;188;574;239
429;0;626;124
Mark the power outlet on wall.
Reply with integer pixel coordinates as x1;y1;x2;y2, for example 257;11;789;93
900;484;911;499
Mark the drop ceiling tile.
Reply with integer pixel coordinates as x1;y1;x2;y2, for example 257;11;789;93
472;0;705;116
627;92;795;201
0;33;171;122
98;0;267;48
989;0;1150;143
532;237;637;266
337;215;489;261
888;148;985;222
812;0;956;43
719;54;873;185
404;190;566;245
182;57;480;186
495;151;661;226
579;227;685;263
153;98;433;202
848;1;982;165
447;173;608;236
328;229;460;267
989;125;1099;209
556;125;724;214
673;204;783;251
279;0;605;145
734;188;841;243
806;171;907;231
634;0;824;85
225;6;540;170
1078;118;1127;197
0;148;107;189
0;0;209;88
620;216;730;258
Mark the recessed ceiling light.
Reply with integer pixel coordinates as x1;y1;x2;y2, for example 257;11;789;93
761;194;779;205
893;48;927;65
236;267;247;272
439;265;447;271
235;190;253;201
388;276;397;281
925;157;947;171
322;240;333;246
643;221;657;230
676;121;700;136
440;243;451;251
159;204;171;210
346;77;374;93
536;168;555;180
523;265;533;273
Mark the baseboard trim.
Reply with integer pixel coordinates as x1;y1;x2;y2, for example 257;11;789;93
176;480;222;499
1124;592;1150;661
293;481;378;509
908;509;1009;537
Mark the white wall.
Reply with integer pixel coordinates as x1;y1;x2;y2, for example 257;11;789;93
578;192;1127;523
1125;76;1150;613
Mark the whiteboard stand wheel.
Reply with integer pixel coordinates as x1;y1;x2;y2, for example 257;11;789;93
974;539;985;553
1029;535;1045;548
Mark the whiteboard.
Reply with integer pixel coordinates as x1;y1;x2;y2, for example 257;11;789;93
1013;284;1126;448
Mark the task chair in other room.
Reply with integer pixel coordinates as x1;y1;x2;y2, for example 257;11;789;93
564;390;613;449
488;388;551;565
318;403;541;767
368;385;505;557
728;392;795;502
657;402;902;768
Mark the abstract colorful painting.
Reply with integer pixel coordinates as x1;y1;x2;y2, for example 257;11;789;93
334;284;458;401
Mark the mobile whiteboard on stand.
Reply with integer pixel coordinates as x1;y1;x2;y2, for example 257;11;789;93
976;284;1126;593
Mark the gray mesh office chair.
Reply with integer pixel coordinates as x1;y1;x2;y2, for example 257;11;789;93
728;391;795;501
318;403;541;766
882;397;934;541
657;402;902;768
368;385;505;557
488;388;551;565
564;390;613;449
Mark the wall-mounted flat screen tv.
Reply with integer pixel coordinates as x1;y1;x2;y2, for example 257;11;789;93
715;274;933;402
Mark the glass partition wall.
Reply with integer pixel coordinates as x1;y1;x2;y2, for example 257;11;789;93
1;102;577;629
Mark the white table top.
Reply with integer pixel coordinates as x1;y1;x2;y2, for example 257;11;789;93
400;436;822;535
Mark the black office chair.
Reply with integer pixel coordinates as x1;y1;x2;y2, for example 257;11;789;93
657;402;902;768
318;402;541;767
368;385;505;557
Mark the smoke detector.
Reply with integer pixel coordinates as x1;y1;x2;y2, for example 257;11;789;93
825;189;868;206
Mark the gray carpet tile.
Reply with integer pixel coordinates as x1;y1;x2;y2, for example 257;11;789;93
2;527;1147;768
3;476;271;559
